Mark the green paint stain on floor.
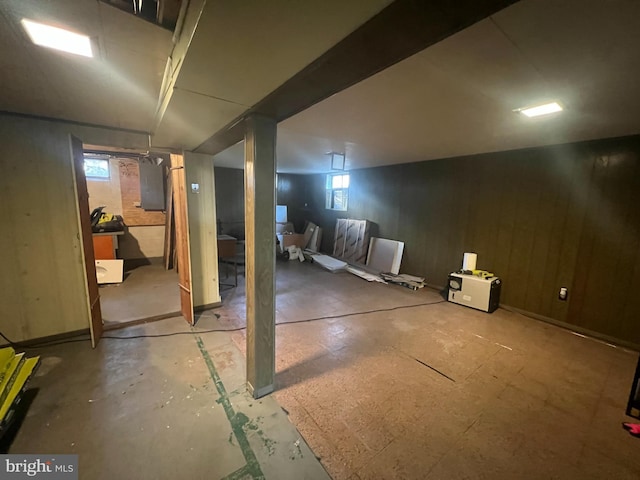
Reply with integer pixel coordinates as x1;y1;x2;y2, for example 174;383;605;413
241;415;277;456
194;334;265;480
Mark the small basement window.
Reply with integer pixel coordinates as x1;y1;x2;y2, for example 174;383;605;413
84;157;110;179
326;173;349;211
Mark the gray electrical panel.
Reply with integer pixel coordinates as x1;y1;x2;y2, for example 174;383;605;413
139;163;165;211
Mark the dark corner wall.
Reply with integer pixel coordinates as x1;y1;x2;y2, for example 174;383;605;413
214;167;245;239
275;173;310;233
214;167;311;239
292;135;640;346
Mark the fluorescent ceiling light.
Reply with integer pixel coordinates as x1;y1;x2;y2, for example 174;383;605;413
518;102;563;118
21;19;93;58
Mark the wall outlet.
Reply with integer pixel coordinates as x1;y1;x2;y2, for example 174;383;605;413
559;287;568;301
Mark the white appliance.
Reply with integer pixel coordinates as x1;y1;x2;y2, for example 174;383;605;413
95;259;124;284
448;273;501;313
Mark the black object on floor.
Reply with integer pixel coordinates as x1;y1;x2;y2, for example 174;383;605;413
626;354;640;419
0;388;39;453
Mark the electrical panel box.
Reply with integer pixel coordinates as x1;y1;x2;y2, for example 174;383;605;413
448;273;501;313
139;163;165;211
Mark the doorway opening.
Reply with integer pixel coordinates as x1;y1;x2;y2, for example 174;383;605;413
82;144;181;330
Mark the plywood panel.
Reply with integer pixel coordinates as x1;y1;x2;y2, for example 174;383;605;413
170;154;194;325
70;135;102;347
119;159;166;226
184;151;220;308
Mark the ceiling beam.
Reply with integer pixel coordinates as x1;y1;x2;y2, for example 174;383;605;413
194;0;520;156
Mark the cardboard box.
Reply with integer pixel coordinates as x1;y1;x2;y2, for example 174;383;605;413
276;222;294;234
280;233;306;249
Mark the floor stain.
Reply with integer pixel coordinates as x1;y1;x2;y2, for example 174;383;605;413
242;415;277;456
214;350;236;371
194;335;265;479
290;439;304;461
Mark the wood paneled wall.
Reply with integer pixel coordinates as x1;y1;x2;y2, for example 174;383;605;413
302;135;640;345
276;173;309;233
0;112;151;342
214;168;311;237
185;152;221;308
0;116;90;342
567;143;640;342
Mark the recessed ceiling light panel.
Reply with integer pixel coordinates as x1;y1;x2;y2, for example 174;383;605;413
21;19;93;58
518;102;563;118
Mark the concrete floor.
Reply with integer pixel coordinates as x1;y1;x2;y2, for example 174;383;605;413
100;264;180;327
9;316;329;479
7;260;640;479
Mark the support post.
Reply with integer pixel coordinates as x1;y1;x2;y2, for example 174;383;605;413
244;114;276;398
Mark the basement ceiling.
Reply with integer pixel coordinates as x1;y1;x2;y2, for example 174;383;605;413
214;0;640;173
0;0;171;132
0;0;392;149
1;1;639;173
151;0;393;150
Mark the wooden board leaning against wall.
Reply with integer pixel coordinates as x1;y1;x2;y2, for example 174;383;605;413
170;154;194;324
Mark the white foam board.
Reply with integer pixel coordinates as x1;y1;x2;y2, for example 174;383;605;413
366;237;404;275
311;254;347;272
346;266;387;283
